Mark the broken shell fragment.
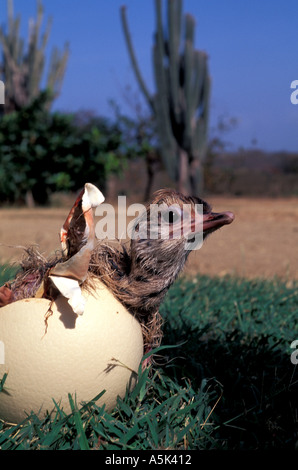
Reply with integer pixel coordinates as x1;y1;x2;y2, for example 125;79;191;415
48;276;86;316
60;182;105;259
37;183;105;315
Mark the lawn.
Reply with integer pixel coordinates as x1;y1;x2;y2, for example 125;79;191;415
0;266;297;450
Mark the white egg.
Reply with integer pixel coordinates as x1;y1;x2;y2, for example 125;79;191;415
0;278;144;424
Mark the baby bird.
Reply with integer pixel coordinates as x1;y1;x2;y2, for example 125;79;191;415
0;188;234;315
0;187;234;350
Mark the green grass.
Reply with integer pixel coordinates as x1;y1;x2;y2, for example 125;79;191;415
160;275;298;449
0;265;297;450
0;263;19;286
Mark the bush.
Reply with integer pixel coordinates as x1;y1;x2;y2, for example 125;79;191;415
0;91;125;205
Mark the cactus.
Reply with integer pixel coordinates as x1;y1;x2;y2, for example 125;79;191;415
0;0;69;113
121;0;210;194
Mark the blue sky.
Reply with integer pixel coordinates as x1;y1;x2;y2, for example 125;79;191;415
1;0;298;152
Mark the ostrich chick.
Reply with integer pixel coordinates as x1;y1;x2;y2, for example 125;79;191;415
0;187;234;351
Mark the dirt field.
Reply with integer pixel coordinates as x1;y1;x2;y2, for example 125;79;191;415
0;196;297;282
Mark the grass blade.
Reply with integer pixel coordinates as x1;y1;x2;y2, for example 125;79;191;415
68;394;90;450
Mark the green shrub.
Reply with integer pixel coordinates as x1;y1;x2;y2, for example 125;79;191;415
0;91;125;205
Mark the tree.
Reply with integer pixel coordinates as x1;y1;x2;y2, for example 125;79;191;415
121;0;210;195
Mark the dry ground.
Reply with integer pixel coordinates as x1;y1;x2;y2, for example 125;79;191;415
0;196;297;281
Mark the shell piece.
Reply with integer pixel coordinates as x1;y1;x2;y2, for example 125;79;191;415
41;183;105;315
48;276;86;316
60;183;105;259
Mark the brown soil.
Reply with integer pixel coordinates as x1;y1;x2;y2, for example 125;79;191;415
0;196;297;281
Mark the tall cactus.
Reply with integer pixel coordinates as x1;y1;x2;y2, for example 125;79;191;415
121;0;210;195
0;0;69;113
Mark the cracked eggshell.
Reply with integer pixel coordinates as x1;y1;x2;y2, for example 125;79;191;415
0;278;144;424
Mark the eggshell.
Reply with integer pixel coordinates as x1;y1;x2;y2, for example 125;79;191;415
0;278;144;424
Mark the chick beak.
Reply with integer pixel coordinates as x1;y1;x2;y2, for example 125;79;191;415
188;209;234;238
202;211;234;235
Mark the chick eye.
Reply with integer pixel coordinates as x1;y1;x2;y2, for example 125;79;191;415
161;209;180;224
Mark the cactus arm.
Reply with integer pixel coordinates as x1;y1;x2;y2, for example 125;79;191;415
120;5;155;112
192;51;207;113
183;14;199;152
153;44;178;181
26;1;47;100
193;70;211;159
153;0;179;181
46;44;69;101
167;0;182;123
184;13;195;43
183;40;193;151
